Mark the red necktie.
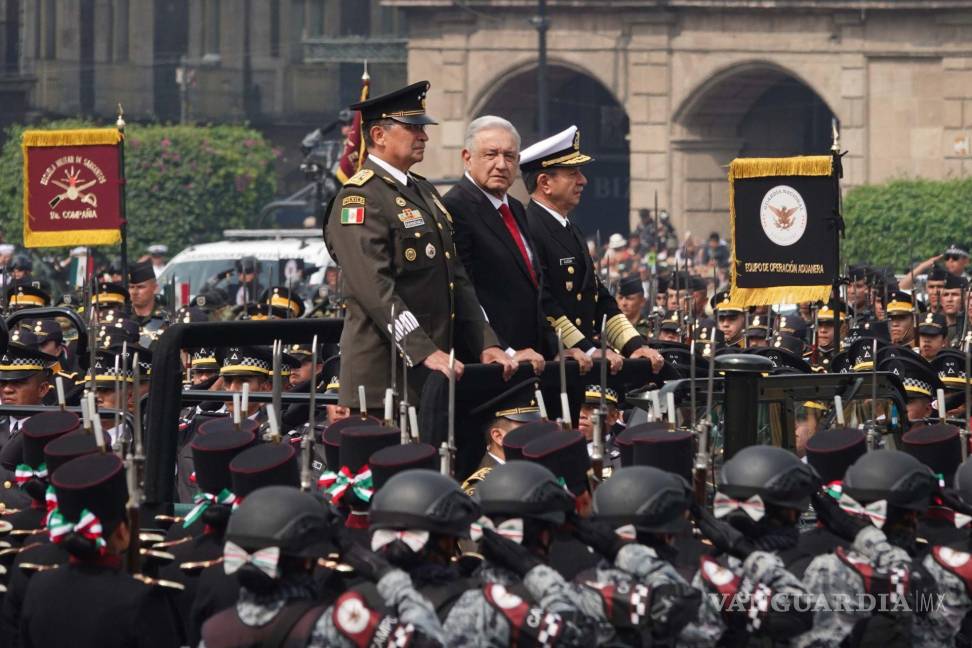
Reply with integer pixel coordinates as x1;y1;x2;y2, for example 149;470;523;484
498;203;537;286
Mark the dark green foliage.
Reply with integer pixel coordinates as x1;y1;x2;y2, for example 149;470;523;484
843;178;972;272
0;120;277;255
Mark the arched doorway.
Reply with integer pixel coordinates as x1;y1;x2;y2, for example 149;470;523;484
477;64;630;237
672;63;837;237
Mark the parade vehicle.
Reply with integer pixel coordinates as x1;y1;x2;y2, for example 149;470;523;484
157;229;332;300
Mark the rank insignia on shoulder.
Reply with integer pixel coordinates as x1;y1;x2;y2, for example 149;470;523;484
343;168;374;187
432;196;453;223
340;206;365;225
341;195;366;207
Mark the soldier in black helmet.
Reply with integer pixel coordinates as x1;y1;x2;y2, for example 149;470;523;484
690;445;815;645
582;465;709;645
802;449;969;646
19;453;181;647
450;461;597;646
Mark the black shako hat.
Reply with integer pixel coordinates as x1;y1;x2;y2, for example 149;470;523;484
229;442;300;499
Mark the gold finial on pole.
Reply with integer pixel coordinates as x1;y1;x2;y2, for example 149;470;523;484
830;117;840;153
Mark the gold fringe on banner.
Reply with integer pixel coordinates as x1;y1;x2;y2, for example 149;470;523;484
729;155;831;181
22;128;122;148
728;155;834;307
21;128;123;249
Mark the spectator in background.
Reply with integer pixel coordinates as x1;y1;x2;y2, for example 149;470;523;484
147;244;168;278
601;233;633;282
701;231;730;269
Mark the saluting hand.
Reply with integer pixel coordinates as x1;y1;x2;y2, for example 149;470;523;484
481;346;517;381
422;350;464;380
630;346;665;372
511;348;545;375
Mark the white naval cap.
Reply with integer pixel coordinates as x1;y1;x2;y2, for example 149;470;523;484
519;125;593;172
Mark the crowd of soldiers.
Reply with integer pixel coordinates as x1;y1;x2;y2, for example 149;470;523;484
0;79;966;647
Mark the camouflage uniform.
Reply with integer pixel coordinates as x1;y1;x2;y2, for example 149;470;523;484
691;550;813;647
914;546;972;647
573;542;717;646
308;568;445;647
442;563;597;647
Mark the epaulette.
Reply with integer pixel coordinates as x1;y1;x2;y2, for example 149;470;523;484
19;562;58;575
140;548;175;567
55;371;78;381
408;170;427;181
343;168;374;187
460;466;492;496
151;534;191;551
180;556;221;575
138;531;165;546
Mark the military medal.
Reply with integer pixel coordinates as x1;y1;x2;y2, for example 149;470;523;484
395;197;407;207
404;248;417;262
397;208;425;229
425;243;436;259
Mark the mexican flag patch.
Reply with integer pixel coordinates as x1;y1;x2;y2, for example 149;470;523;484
340;206;365;225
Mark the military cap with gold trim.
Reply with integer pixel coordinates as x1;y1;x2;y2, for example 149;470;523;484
190;347;219;371
88;349;134;385
241;303;275;321
469;378;541;423
917;312;947;337
583;384;619;406
261;286;305;318
30;319;63;346
350;80;437;125
320;354;340;405
219;346;273;377
745;314;769;338
7;284;50;310
519;125;593;172
816;300;848;322
92;281;129;307
710;290;744;314
885;290;915;315
848;336;888;372
878;354;942;399
173;306;209;325
932;350;970;389
0;332;57;380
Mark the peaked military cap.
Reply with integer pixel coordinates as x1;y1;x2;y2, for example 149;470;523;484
777;313;809;341
848;336;887;372
816;300;848;322
242;303;275;321
229;442;300;499
847;264;870;281
7;283;50;309
659;313;681;333
92;281;128;306
902;423;962;482
945;243;970;259
219;346;273;377
917;312;947;337
320;354;341;405
885;290;915;315
878;354;942;399
753;335;811;374
746;314;769;338
805;427;866;485
369;443;439;492
191;428;257;495
261;286;305;318
616;275;644;298
711;290;744;314
174;306;209;325
30;319;63;345
932;350;970;389
470;378;541;423
521;430;591;495
190;347;219;371
583;384;619;406
0;334;57;380
128;260;156;285
944;273;969;290
501;420;559;462
88;349;133;385
350;80;437;125
519;125;593;172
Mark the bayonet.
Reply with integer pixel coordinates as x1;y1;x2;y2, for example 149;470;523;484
301;336;318;491
388;305;397;428
440;350;456;476
693;340;716;506
868;337;879;450
963;337;970;460
592;315;607;483
689;338;697;431
271;340;282;437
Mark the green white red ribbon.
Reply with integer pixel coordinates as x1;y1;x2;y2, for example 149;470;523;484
47;507;106;554
14;463;47;486
318;465;374;503
182;488;238;528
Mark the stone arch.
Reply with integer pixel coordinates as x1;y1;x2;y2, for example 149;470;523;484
670;60;838;237
471;61;631;236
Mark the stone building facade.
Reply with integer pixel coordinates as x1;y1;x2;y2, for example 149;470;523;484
387;0;972;237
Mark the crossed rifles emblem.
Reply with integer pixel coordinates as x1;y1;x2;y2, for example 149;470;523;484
48;166;98;209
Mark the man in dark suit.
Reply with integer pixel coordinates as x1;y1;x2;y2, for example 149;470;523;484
520;126;664;373
444;115;590;370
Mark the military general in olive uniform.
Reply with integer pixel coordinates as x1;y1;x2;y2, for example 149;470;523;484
324;81;515;409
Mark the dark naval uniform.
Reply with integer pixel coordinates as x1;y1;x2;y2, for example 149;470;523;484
324;81;499;409
519;127;645;356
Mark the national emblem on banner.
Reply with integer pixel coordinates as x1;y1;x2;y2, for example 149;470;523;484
22;128;124;248
729;155;839;307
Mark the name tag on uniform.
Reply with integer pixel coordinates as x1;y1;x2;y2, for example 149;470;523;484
559;257;575;265
398;208;425;229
